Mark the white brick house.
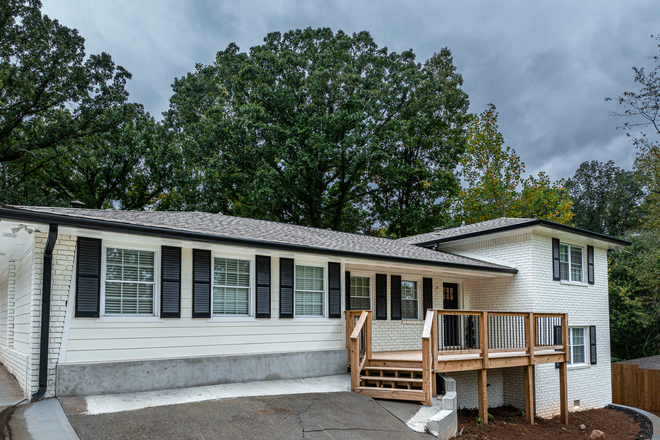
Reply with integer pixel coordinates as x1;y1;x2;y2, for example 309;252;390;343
0;206;626;419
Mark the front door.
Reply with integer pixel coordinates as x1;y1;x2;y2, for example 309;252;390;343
443;283;459;346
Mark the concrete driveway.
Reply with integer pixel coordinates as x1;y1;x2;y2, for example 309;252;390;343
62;392;432;440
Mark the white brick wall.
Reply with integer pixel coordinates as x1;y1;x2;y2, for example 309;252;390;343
443;233;612;418
30;233;76;398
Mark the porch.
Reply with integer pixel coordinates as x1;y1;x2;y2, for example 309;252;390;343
345;309;570;425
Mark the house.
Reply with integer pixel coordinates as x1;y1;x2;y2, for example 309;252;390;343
0;205;628;424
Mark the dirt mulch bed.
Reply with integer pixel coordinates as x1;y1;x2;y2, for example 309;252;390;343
451;405;652;439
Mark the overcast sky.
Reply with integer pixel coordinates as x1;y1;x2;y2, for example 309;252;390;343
42;0;658;180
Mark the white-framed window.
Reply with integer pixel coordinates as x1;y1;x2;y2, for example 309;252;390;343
213;257;251;316
560;244;583;282
104;247;156;316
350;276;371;310
295;265;324;317
401;280;418;320
569;327;586;365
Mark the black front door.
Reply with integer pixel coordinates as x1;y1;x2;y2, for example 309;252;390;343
443;283;459;346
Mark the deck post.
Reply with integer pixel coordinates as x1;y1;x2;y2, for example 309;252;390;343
524;312;535;424
350;336;360;391
431;311;438;396
480;311;489;369
365;311;372;361
524;365;534;425
478;368;488;424
559;312;569;424
422;336;432;406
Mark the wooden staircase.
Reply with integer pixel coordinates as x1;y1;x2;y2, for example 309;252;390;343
353;362;427;402
347;310;434;405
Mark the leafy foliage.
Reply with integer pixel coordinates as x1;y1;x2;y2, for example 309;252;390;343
565;160;645;237
164;28;470;235
609;230;660;360
454;104;573;224
0;0;130;165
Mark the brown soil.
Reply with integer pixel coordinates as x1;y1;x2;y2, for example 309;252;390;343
451;406;649;440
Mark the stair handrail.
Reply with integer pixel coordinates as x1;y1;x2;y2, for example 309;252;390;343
349;310;371;391
421;309;435;406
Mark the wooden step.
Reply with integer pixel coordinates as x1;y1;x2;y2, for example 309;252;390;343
363;366;423;373
360;375;423;383
354;386;426;403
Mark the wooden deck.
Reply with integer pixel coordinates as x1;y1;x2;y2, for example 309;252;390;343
346;309;570;426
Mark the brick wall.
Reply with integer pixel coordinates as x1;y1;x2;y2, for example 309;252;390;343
444;233;612;417
31;233;76;398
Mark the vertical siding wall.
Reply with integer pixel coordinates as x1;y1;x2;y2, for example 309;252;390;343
62;245;344;363
0;248;33;397
0;271;8;346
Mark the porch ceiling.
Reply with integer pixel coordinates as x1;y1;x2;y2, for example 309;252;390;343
0;219;42;268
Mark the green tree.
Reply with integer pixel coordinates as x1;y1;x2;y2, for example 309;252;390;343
611;35;660;229
454;104;573;224
565;161;644;237
164;28;471;234
0;0;130;171
609;230;660;360
0;104;178;209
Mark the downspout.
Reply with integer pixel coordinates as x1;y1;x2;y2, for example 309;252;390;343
32;223;58;401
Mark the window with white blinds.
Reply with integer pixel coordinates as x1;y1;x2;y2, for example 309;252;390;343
213;258;251;316
105;248;155;315
295;265;324;317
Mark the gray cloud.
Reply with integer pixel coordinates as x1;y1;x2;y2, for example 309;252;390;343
41;0;658;179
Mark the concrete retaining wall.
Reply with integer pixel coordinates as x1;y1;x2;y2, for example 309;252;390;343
57;348;348;396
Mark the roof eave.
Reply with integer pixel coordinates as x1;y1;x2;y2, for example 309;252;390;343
412;219;631;248
0;206;518;275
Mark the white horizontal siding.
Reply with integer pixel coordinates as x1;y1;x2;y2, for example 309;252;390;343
11;249;33;355
64;246;344;363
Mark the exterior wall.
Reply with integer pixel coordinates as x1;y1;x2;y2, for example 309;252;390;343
370;275;443;352
445;369;504;409
0;270;7;346
444;233;612;418
531;235;611;417
12;248;34;355
62;242;344;364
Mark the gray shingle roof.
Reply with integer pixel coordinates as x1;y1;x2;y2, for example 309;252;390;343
1;206;516;273
399;218;537;245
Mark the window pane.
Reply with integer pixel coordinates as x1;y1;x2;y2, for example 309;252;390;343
401;281;418;319
295;266;324;317
214;258;250;288
212;258;250;316
570;247;583;282
573;346;585;364
570;328;585;364
560;244;569;262
213;287;249;315
350;276;371;311
104;248;155;315
560;262;570;281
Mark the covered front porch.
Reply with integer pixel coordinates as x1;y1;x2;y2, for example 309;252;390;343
345;309;570;426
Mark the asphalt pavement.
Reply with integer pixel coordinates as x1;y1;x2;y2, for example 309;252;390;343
63;391;432;440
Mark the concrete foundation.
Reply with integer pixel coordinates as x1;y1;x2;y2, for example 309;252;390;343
56;349;348;397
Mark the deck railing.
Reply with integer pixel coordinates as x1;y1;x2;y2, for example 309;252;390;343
347;310;371;390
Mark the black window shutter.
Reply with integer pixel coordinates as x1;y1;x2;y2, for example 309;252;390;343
590;326;597;365
345;271;351;311
255;255;271;318
192;249;211;318
391;275;402;320
279;258;294;318
328;262;341;318
587;245;595;285
554;325;563;368
552;238;561;281
75;237;102;318
161;246;181;318
423;277;433;316
375;274;387;320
